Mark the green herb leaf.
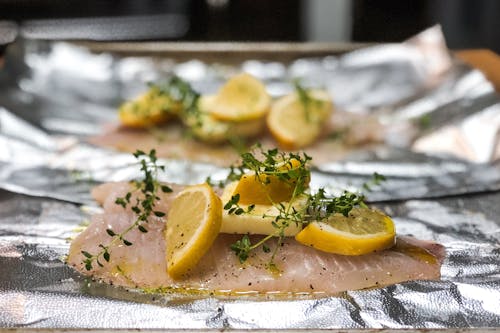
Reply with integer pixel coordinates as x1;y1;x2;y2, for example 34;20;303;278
85;261;92;271
293;79;313;122
115;198;127;208
83;149;171;270
230;235;252;263
81;251;92;258
160;185;172;193
223;144;376;268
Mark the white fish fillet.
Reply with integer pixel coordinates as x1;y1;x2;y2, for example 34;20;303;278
68;182;444;295
89;110;380;167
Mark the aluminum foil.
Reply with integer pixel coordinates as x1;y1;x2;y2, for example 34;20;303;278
1;26;500;328
2;107;500;205
1;26;498;162
0;190;499;328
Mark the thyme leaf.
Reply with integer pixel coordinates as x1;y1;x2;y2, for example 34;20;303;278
362;172;387;192
153;76;202;129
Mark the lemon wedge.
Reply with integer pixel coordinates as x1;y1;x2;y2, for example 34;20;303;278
295;207;396;256
232;158;310;206
267;90;332;149
119;86;182;128
220;181;305;236
209;73;271;122
188;95;264;143
165;183;222;279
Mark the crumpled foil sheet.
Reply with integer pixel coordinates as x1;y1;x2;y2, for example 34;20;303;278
0;26;500;328
0;190;499;328
1;108;500;205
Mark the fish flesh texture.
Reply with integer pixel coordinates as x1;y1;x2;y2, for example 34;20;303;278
67;182;444;295
89;111;383;167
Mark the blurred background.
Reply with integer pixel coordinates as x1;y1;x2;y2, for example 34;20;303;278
0;0;499;52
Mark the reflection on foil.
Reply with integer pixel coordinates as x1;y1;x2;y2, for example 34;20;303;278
0;293;26;325
0;26;497;162
0;26;500;328
414;103;500;163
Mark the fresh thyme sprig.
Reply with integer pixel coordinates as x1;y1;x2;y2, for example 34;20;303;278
223;193;255;215
306;188;367;221
81;149;172;271
294;79;313;122
225;146;384;266
154;77;199;113
224;144;312;264
152;76;202;127
227;189;367;265
362;172;387;192
293;79;327;124
230;235;253;263
227;143;312;185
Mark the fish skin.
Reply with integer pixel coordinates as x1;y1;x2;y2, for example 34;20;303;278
68;183;444;294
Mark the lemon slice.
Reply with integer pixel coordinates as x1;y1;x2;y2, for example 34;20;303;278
232;173;295;205
119;86;182;128
187;95;230;143
188;95;264;143
220;181;305;236
295;207;395;256
231;158;310;205
165;183;222;279
267;90;333;149
210;73;271;122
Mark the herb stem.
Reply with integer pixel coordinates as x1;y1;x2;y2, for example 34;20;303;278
225;146;386;266
82;149;172;271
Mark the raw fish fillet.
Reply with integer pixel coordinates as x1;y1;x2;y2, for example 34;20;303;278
89;111;383;167
68;182;444;295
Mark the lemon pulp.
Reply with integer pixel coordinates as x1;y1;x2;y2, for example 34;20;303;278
165;183;222;279
295;207;395;256
209;73;271;122
188;95;264;143
220;181;306;236
267;90;332;149
232;158;310;205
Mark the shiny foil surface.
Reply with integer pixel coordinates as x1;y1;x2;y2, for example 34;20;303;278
0;26;499;328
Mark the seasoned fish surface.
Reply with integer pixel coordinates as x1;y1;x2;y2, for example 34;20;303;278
68;183;444;294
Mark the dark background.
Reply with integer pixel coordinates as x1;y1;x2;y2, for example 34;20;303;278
0;0;499;52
